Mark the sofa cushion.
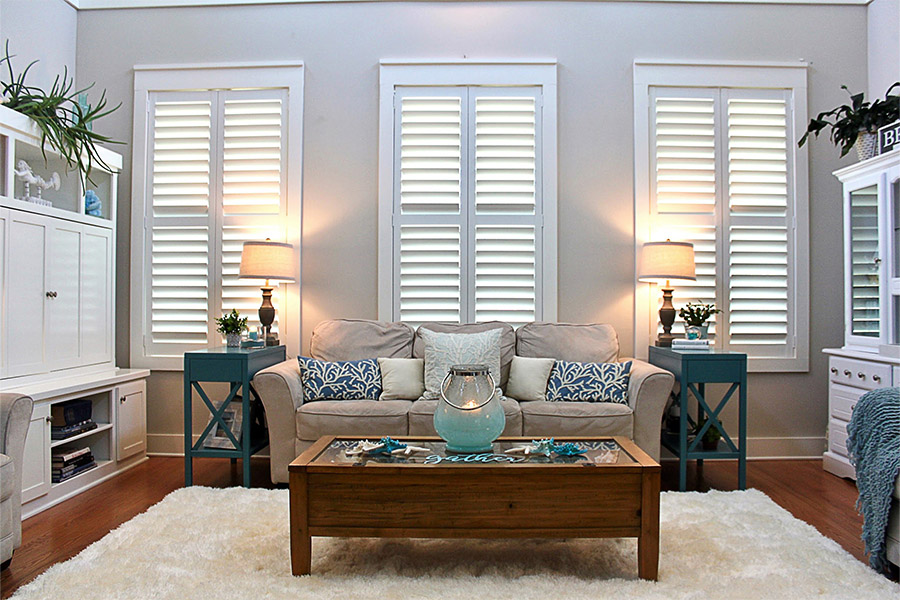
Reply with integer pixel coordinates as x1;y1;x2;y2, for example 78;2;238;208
0;454;13;503
408;398;523;437
546;360;632;405
419;328;502;400
296;400;411;441
516;322;619;363
506;356;555;402
414;322;515;389
378;358;426;400
299;357;382;401
310;319;415;361
520;401;633;438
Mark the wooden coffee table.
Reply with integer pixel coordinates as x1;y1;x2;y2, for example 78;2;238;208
289;436;660;580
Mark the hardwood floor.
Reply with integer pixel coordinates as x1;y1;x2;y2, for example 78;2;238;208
0;457;881;597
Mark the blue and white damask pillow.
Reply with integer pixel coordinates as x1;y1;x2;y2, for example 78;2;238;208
545;360;632;405
298;356;382;401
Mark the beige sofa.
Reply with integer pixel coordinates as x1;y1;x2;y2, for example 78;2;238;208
1;393;33;570
254;320;674;484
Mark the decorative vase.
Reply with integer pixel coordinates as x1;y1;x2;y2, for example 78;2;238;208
702;437;719;451
855;132;878;161
433;364;505;453
225;333;242;348
685;324;709;340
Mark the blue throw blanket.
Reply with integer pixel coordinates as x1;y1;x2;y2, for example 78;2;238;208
847;386;900;572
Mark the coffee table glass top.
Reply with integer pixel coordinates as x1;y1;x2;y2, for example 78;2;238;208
310;438;638;467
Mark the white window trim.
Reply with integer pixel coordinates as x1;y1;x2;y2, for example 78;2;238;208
633;60;810;372
377;60;558;323
130;63;304;370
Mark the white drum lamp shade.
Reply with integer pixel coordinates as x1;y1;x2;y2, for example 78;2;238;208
637;240;696;347
637;240;696;284
239;240;296;282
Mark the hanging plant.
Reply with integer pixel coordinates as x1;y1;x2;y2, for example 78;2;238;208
798;83;899;157
0;42;121;185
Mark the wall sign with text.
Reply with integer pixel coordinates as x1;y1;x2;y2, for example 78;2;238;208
878;120;900;154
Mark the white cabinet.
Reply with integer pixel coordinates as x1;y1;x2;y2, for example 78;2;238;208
6;211;48;377
836;150;900;351
47;219;82;370
15;371;150;519
116;380;146;461
21;403;51;504
2;210;114;379
824;149;900;478
80;226;113;366
1;104;120;384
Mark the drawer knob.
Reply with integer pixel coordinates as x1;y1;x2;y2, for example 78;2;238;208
843;370;852;377
873;375;881;383
857;372;866;379
830;367;838;374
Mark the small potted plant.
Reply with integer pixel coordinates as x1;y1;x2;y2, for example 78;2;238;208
679;302;721;339
215;309;248;348
693;416;722;451
798;82;899;161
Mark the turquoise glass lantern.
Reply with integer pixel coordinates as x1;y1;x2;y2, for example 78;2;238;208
434;364;505;453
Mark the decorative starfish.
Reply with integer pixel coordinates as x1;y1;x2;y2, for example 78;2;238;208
505;438;555;457
390;445;431;456
551;442;587;456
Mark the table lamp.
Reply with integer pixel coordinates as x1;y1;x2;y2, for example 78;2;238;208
239;239;295;346
638;240;696;347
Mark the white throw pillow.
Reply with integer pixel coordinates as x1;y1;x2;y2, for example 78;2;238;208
506;356;555;402
377;358;425;400
420;328;502;399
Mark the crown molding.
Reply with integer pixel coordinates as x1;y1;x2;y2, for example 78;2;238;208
75;0;871;11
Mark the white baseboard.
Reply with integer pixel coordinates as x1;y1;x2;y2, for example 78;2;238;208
745;436;825;459
150;433;821;460
147;433;270;458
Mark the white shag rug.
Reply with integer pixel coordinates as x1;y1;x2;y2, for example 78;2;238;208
11;487;899;600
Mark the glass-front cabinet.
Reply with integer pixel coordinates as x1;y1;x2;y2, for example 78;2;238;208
835;149;900;352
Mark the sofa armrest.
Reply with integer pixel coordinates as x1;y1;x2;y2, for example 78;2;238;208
253;359;303;484
620;358;674;462
1;393;34;555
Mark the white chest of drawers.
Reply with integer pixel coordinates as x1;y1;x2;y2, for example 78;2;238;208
823;349;898;478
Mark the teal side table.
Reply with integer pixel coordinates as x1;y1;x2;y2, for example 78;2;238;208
648;346;747;491
183;345;286;487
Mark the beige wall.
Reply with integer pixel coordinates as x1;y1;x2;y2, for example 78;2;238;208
867;0;900;99
0;0;77;91
67;1;867;457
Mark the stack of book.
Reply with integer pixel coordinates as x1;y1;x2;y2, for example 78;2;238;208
50;398;97;441
51;447;97;483
672;338;710;350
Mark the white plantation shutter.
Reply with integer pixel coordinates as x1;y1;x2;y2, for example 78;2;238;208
147;95;213;354
725;91;795;356
651;91;720;339
649;86;798;361
220;92;287;334
392;87;542;326
143;89;287;358
472;93;539;325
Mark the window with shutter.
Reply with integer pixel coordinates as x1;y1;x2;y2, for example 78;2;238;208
381;64;556;328
635;63;809;372
132;65;302;369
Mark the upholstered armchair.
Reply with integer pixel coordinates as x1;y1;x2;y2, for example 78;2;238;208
1;393;33;570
